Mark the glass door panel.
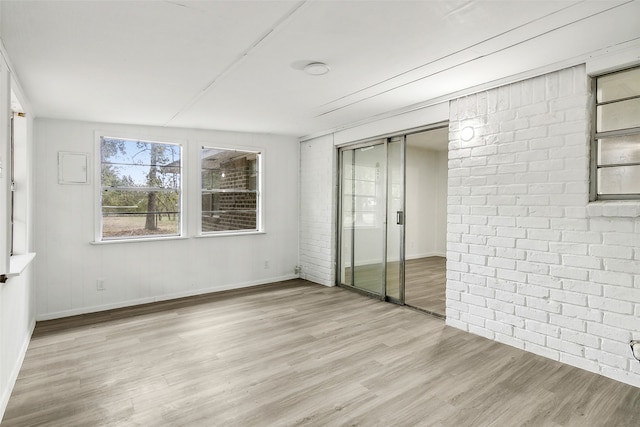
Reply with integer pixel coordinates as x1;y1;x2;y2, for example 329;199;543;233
386;137;405;302
338;141;386;297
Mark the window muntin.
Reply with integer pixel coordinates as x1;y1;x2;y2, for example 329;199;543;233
593;66;640;200
201;147;261;234
100;137;181;240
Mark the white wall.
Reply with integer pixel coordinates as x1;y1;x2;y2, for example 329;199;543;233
405;146;447;259
0;57;36;421
447;64;640;388
34;118;299;320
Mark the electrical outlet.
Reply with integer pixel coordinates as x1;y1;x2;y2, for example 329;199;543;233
264;260;270;269
294;265;302;275
96;279;106;291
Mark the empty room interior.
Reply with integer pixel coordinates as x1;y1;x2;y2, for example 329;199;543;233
1;1;640;425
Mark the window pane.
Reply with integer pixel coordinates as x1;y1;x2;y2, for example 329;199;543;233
201;147;260;233
597;67;640;103
102;190;180;239
100;137;182;240
598;134;640;166
597;98;640;132
597;165;640;195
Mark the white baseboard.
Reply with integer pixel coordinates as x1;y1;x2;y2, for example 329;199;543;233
0;319;36;423
36;274;298;321
406;252;446;260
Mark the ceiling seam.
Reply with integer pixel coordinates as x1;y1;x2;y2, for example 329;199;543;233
315;0;634;118
163;0;309;127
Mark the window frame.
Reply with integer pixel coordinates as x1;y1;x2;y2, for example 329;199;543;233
199;145;263;236
94;133;184;243
590;65;640;201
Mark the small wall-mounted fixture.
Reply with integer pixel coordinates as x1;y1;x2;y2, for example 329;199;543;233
304;62;330;76
460;126;475;142
631;340;640;362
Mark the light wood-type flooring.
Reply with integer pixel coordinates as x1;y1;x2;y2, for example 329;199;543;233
4;280;639;426
405;256;446;317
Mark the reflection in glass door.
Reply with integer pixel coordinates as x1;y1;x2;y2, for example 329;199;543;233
338;138;405;303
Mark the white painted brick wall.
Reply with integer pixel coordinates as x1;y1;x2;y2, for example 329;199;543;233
299;135;336;286
447;65;640;388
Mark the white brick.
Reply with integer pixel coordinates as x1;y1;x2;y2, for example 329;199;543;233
604;285;640;303
528;273;562;289
487;299;515;314
487;236;516;248
486;319;514;336
586;322;632;342
549;313;585;332
468;324;494;339
549;242;588;255
488;257;516;270
516;239;549;251
496;268;527;282
559;354;600;372
525;319;560;337
461;293;486;307
562;279;602;296
603;259;640;275
494;333;525;349
516;306;548;323
517;261;549;275
468;244;495;256
602;312;637;329
585;348;628;370
549;265;589;281
496;247;527;260
526;296;562;314
588;245;633;260
496;289;526;305
588;296;634;314
469;305;495;320
528;251;561;264
517;283;549;298
562;254;602;269
496;311;525;328
515;328;546;346
603;232;640;247
547;336;583;357
551;218;589;231
590;270;633;287
562;304;602;322
517;217;550;229
550;289;587;306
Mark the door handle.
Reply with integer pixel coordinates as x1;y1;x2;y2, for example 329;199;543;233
396;211;404;225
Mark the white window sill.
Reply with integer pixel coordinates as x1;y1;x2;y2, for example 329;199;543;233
91;236;189;245
196;231;266;238
587;201;640;218
7;252;36;277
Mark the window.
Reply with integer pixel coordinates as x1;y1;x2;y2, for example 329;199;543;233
592;66;640;200
201;147;261;234
99;137;182;240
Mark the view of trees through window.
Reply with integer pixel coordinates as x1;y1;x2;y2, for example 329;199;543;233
100;137;181;239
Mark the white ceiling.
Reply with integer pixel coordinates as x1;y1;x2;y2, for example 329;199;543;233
1;0;639;138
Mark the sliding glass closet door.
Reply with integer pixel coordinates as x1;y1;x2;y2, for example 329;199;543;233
386;136;405;302
338;138;405;302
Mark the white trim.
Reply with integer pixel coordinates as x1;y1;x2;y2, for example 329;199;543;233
35;274;298;321
7;252;36;277
0;319;35;423
90;236;189;245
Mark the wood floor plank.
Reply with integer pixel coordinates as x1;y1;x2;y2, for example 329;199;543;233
3;279;638;426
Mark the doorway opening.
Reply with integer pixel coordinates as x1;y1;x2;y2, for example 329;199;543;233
337;126;448;318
